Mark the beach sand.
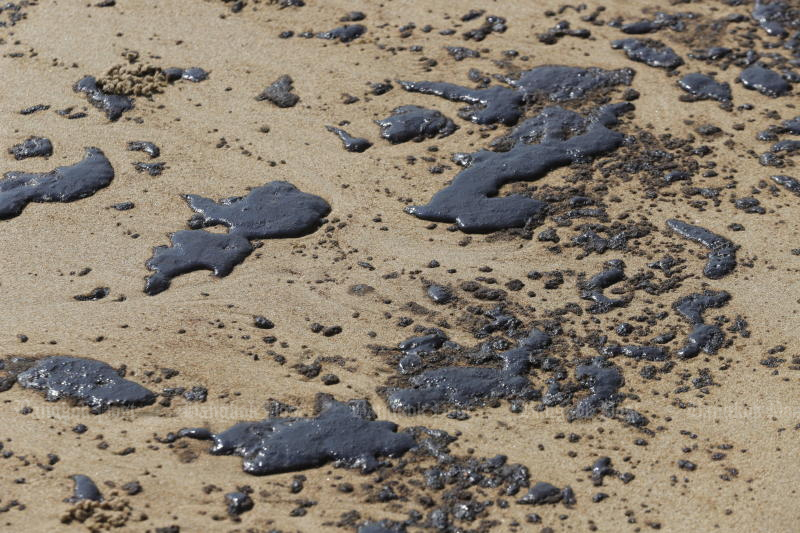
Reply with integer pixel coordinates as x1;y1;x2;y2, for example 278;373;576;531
1;0;799;531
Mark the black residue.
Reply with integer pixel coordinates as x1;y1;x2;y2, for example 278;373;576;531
772;174;800;194
254;316;275;329
620;20;659;34
751;0;791;37
426;284;453;304
16;356;156;414
225;492;254;515
507;66;634;102
369;81;393;95
772;140;800;153
666;219;737;279
580;259;627;313
673;291;731;359
387;329;550;412
67;475;103;502
127;141;160;158
590;457;615;486
376;106;458;143
144;231;253;295
358;520;406;533
341;11;365;22
678;73;732;102
183;181;330;240
9;137;53;160
146;181;329;294
405;103;632;232
399;330;449;357
611;38;684;69
326;126;372;152
73;76;134;121
163;67;209;83
0;147;114;220
690;47;732;61
780;116;800;135
19;104;50;115
74;287;110;301
463;14;506;41
517;482;568;505
316;24;366;42
178;427;214;440
132;161;165;176
601;344;668;361
112;201;134;210
400;65;633;126
398;80;524;126
537;21;590;44
739;65;791;97
201;395;415;475
445;46;480;61
256;75;299;108
612;11;691;34
571;358;624;419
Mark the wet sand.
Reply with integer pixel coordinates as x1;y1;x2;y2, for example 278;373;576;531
1;0;800;531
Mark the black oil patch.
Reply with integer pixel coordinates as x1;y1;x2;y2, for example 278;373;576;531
400;65;633;126
387;329;550;412
375;106;458;143
571;358;624;419
772;174;800;194
73;76;134;121
405;103;632;232
316;24;366;42
611;38;684;69
146;181;329;294
144;231;253;295
127;141;160;158
0;147;114;220
66;475;103;502
507;65;634;101
16;356;156;414
9;137;53;160
256;75;300;107
666;219;737;279
739;64;791;97
195;395;415;475
326;126;372;152
183;181;330;240
580;259;628;314
678;73;732;102
398;80;525;126
673;291;731;359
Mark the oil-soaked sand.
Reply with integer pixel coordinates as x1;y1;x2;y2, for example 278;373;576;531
2;1;800;531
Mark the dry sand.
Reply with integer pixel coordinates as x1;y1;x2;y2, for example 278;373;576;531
1;0;800;531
